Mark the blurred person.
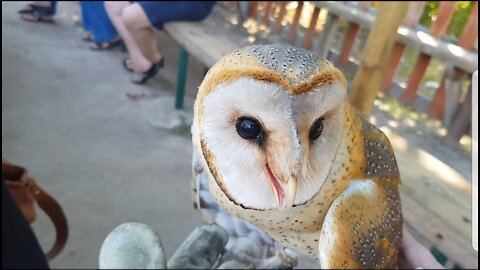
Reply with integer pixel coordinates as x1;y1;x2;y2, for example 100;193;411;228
105;1;216;84
18;1;57;23
80;2;122;51
398;229;444;269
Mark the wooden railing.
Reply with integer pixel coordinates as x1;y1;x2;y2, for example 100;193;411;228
246;1;477;143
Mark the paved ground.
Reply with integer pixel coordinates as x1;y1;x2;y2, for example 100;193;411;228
3;1;473;269
2;2;206;268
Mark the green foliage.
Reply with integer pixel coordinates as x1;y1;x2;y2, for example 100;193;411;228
419;1;475;38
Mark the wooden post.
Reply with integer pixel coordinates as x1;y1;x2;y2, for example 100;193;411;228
249;1;258;20
288;2;304;43
401;2;456;104
458;2;478;49
381;1;426;94
350;2;409;115
338;23;360;67
302;6;320;50
429;2;456;37
274;2;287;34
317;14;339;58
428;2;477;119
401;53;432;104
446;82;472;143
426;78;446;119
337;3;370;68
263;2;273;26
381;43;406;94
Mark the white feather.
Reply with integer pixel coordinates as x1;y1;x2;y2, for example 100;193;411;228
199;77;346;209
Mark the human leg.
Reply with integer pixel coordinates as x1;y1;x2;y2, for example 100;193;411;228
105;1;151;72
121;3;162;66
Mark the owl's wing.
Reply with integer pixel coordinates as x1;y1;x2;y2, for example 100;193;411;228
318;178;402;269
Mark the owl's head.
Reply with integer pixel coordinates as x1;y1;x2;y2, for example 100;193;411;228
193;45;347;211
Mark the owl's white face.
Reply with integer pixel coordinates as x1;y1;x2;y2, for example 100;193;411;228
200;77;346;210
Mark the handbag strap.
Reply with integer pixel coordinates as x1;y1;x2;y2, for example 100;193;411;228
29;180;68;261
2;160;68;261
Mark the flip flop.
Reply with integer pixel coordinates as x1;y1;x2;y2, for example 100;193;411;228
131;58;165;84
20;12;54;23
89;38;123;51
122;59;134;73
82;33;94;42
18;4;38;14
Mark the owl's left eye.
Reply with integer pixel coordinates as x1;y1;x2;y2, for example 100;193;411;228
236;117;263;140
309;117;325;141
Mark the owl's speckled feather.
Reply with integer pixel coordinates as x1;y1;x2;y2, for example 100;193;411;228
192;44;402;269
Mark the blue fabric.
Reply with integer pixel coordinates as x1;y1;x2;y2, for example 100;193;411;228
137;1;216;30
45;1;57;16
34;1;57;16
80;1;118;43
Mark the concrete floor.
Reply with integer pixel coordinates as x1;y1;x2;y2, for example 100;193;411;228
2;2;206;268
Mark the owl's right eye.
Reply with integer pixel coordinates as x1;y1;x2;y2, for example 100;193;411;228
236;117;263;140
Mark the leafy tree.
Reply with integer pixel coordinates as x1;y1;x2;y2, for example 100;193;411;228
419;1;475;38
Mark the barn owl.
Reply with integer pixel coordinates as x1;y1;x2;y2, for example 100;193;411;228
191;44;402;269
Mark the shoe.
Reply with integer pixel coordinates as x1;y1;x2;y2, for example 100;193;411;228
19;4;55;23
89;37;123;51
122;58;134;73
131;58;165;84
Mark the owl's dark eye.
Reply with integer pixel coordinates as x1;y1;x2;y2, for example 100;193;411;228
236;117;263;140
309;117;325;141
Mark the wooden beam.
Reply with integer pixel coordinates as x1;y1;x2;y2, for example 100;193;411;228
337;3;370;68
400;1;457;105
263;2;273;25
302;6;320;50
314;1;478;73
427;2;477;121
249;1;258;20
317;13;339;58
429;1;456;38
350;2;409;115
338;23;359;67
288;1;304;43
402;1;426;28
381;2;426;94
458;2;478;50
274;2;287;34
427;77;446;119
445;70;472;142
381;43;405;94
401;53;431;104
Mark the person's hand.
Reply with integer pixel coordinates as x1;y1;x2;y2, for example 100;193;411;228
397;228;444;269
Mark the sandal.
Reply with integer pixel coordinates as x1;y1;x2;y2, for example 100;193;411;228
131;58;165;84
122;58;134;73
19;4;55;23
21;12;54;23
89;37;123;51
82;33;94;42
18;3;46;14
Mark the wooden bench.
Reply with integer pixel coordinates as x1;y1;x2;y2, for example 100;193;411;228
164;21;240;109
164;3;476;268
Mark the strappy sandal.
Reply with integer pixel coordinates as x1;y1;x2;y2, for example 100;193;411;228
82;33;93;42
131;58;165;84
18;3;40;14
122;58;134;73
19;5;55;23
89;37;123;51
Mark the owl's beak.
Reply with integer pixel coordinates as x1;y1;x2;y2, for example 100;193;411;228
282;179;297;208
264;162;297;209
